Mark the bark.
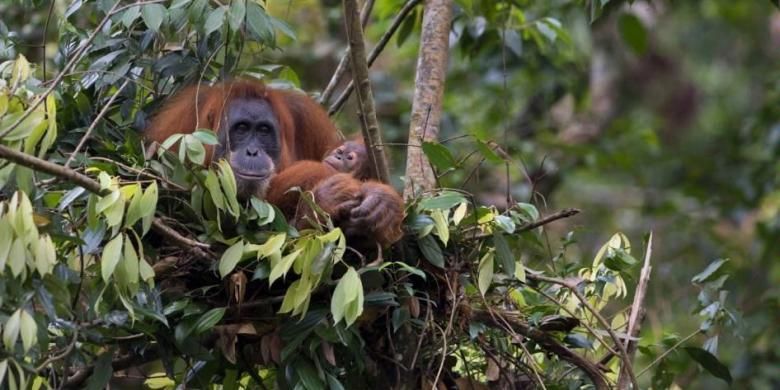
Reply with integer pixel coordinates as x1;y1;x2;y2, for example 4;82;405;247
343;0;392;183
403;0;453;199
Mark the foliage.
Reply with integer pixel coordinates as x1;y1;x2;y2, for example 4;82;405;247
0;0;766;389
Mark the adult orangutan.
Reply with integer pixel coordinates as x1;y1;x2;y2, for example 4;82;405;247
145;79;403;246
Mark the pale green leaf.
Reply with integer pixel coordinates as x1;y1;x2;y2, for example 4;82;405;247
0;221;12;270
331;267;363;326
478;251;494;296
205;6;226;36
8;239;25;277
3;310;21;351
101;234;124;282
218;240;245;278
514;261;526;283
269;249;302;286
142;3;166;32
452;202;468;225
430;209;449;246
18;310;36;353
205;170;224;210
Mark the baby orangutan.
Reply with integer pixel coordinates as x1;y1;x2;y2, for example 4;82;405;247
322;137;371;180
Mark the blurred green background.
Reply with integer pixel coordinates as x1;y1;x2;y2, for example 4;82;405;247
1;0;778;387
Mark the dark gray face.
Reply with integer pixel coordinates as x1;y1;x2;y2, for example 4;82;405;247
214;98;281;198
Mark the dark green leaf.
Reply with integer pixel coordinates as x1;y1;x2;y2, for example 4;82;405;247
619;13;648;55
475;140;503;164
421;141;457;171
493;232;515;275
396;8;417;47
85;350;114;390
193;308;225;334
684;347;732;384
692;259;729;284
418;235;444;268
419;191;466;210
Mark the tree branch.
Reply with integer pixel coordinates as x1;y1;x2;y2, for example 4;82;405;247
342;0;392;183
471;310;608;390
0;144;211;257
328;0;422;116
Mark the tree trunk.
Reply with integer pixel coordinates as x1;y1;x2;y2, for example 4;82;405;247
402;0;453;199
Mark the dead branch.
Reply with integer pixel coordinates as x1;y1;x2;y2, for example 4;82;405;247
617;232;653;388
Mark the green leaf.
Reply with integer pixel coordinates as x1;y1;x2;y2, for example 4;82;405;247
331;267;364;326
121;5;141;27
85;351;114;390
124;186;143;228
218;240;245;278
514;261;526;283
269;249;302;286
101;234;124;282
493;232;515;276
514;203;539;222
494;215;515;233
419;191;467;210
205;170;225;210
8;239;25;277
430;209;449;246
618;13;648;55
218;160;240;217
3;309;20;351
692;259;729;284
120;238;140;287
421;141;457;171
475;140;504;164
205;6;226;36
227;0;246;31
246;2;274;43
418;235;444;268
192;129;219;145
140;182;158;218
193;308;226;334
185;135;206;165
684;347;732;384
18;310;36;353
478;251;494;296
0;221;12;269
142;3;166;32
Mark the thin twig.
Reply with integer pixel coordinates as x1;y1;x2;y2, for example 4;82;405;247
328;0;422;116
319;0;375;105
36;329;79;372
64;79;130;167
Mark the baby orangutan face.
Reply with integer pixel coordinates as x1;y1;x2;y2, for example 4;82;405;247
323;140;370;180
